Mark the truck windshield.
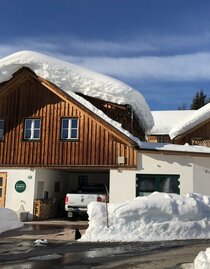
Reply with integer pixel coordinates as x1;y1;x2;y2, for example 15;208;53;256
79;185;107;194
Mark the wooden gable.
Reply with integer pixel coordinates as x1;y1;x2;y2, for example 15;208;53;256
173;118;210;147
0;68;138;169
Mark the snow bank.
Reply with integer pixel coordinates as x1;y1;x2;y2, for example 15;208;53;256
0;208;23;234
81;192;210;242
194;248;210;269
0;51;153;132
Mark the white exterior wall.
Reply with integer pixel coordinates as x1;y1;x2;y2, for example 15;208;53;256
110;152;210;203
192;157;210;195
0;168;36;219
109;170;136;203
137;153;194;195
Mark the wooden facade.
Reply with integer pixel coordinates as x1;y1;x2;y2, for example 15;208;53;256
0;68;138;169
174;119;210;147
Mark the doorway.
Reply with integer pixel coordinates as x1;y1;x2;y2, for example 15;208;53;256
0;173;7;207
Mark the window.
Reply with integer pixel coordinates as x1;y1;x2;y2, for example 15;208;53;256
0;120;4;140
61;118;78;140
157;136;167;143
136;174;180;196
24;119;41;140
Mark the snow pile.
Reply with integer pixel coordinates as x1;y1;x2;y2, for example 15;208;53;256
34;239;48;247
0;51;153;132
194;248;210;269
170;103;210;139
0;208;23;234
81;192;210;242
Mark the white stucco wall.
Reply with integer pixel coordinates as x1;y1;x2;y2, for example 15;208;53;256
138;153;194;195
110;152;210;203
109;170;136;203
0;168;36;219
192;157;210;195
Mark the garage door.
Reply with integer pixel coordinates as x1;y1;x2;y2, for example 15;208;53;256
136;174;180;196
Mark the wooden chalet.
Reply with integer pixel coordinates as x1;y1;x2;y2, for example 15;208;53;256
0;66;148;217
0;67;142;169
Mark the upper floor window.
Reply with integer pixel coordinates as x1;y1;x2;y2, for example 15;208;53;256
24;119;41;140
157;136;167;143
61;118;78;140
0;120;4;141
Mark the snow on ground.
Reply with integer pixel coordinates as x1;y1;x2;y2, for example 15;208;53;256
0;50;153;132
194;248;210;269
182;248;210;269
80;192;210;242
0;208;23;234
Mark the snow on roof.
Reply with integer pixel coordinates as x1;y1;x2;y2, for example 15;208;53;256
148;110;195;135
0;51;153;133
139;141;210;154
169;103;210;139
81;192;210;242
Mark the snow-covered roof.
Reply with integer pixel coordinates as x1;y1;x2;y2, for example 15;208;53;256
139;141;210;154
148;110;195;135
0;51;153;133
170;103;210;139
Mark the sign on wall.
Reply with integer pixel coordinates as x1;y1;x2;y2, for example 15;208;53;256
15;180;26;193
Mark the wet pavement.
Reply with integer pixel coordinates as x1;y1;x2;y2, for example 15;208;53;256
1;222;210;268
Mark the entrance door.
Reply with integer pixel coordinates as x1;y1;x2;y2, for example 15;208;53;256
0;173;7;207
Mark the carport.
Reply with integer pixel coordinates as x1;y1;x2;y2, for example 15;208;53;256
33;168;110;220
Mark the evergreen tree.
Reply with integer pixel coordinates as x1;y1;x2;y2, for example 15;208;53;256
190;90;209;110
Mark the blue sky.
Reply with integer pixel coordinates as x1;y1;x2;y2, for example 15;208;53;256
1;0;210;110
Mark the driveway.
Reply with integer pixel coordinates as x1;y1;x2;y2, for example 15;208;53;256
0;220;210;268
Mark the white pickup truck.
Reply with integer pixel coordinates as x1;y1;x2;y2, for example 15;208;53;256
65;184;109;219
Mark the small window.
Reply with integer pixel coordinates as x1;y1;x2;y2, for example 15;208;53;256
61;118;78;140
157;136;167;143
0;120;4;140
24;119;41;140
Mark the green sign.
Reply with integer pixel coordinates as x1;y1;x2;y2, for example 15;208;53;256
15;181;26;193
